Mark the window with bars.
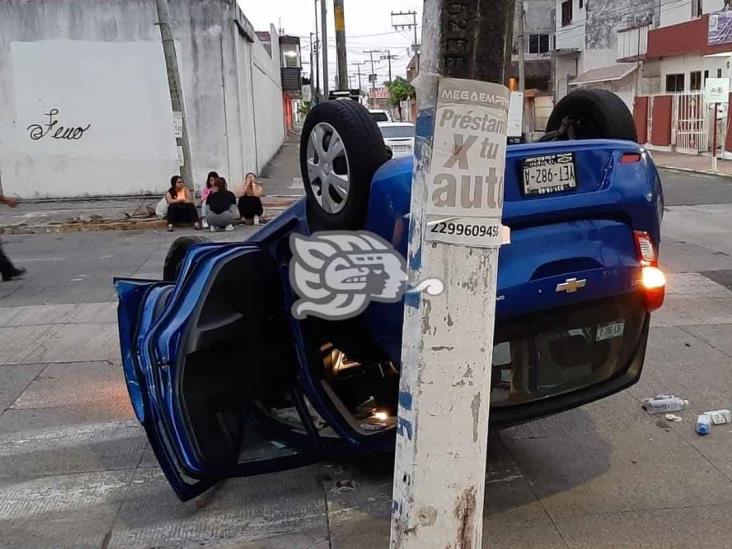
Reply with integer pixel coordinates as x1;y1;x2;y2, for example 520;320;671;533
562;1;572;27
665;73;685;93
528;34;551;54
690;71;702;91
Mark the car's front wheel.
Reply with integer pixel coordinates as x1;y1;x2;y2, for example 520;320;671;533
162;236;209;281
542;89;637;142
300;100;388;231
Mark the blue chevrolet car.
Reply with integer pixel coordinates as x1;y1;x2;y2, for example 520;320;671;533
116;90;665;500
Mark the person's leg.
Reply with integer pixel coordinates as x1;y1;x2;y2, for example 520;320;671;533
0;240;24;281
201;202;209;228
206;210;232;231
166;203;183;231
184;203;201;229
228;203;240;220
253;197;264;218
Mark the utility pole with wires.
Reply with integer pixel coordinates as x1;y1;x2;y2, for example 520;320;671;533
154;0;194;193
352;61;367;95
364;49;380;107
380;50;398;84
390;0;514;546
391;10;420;69
320;0;329;99
313;0;320;103
334;0;348;90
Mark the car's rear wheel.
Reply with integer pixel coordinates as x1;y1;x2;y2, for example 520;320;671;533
163;236;209;281
542;89;637;142
300;100;389;231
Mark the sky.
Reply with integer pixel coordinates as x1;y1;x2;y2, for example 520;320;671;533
237;0;422;91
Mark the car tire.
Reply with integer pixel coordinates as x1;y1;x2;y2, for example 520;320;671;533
545;89;637;141
300;100;389;231
162;236;209;282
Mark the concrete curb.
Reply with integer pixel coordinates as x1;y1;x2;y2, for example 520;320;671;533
656;165;732;179
0;203;297;235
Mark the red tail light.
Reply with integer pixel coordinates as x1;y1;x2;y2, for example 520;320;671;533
621;153;642;164
634;231;665;311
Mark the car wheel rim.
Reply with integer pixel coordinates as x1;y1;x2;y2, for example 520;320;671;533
306;122;351;214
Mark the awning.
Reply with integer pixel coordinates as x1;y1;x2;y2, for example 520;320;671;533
570;63;637;86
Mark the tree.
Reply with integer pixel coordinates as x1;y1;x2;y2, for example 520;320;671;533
387;77;416;121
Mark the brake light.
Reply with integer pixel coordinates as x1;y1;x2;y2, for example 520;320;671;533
621;153;642;164
634;231;665;311
634;231;657;267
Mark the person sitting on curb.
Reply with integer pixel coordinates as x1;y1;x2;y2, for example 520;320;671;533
200;171;219;229
165;175;201;232
0;194;25;281
206;177;238;232
237;172;264;225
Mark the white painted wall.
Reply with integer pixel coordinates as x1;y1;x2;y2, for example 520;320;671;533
0;0;285;199
251;25;285;176
660;0;692;27
660;53;730;92
555;0;586;50
5;40;177;197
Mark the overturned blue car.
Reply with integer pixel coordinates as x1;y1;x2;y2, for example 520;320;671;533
116;90;665;500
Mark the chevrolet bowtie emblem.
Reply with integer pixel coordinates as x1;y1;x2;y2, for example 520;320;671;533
556;278;587;293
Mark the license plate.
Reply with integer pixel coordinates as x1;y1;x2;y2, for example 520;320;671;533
393;145;411;152
596;321;625;342
522;153;577;196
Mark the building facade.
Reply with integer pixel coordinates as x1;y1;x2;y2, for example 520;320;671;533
0;0;286;199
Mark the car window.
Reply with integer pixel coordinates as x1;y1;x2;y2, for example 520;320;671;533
379;125;415;139
369;112;389;122
490;297;646;407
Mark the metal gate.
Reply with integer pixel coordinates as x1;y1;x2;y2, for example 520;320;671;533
672;92;709;153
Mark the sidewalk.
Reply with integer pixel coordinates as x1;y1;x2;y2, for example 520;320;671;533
0;131;304;234
650;150;732;178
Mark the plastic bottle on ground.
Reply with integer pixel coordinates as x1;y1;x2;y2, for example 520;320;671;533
697;414;712;436
643;397;689;414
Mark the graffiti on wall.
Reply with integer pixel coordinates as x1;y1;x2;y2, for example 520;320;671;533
26;109;91;141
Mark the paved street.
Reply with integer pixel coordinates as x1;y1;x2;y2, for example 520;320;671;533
1;168;732;547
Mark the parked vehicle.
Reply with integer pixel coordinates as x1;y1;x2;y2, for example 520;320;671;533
116;90;665;500
368;109;393;123
378;122;415;158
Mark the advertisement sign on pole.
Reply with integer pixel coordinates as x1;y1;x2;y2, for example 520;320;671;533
424;78;510;248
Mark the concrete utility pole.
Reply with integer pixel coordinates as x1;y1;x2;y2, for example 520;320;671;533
365;49;379;107
391;10;420;70
518;1;525;94
352;61;366;92
320;0;329;99
390;0;514;547
381;50;398;83
314;0;321;103
334;0;348;90
154;0;194;192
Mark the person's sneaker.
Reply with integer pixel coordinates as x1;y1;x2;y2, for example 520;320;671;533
194;222;202;231
253;215;260;226
2;267;26;282
210;225;217;232
167;224;174;232
225;224;235;232
201;219;209;229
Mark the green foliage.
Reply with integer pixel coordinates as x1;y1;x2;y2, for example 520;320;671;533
387;77;415;108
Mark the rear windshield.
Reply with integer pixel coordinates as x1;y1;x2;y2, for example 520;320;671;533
379;125;415;139
490;296;647;406
369;112;389;122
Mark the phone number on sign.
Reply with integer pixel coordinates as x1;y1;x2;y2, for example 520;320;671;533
430;221;500;237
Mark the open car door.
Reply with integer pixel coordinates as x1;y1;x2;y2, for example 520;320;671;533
115;243;317;501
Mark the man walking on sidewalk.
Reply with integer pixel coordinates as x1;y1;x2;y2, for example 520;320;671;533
0;194;25;281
